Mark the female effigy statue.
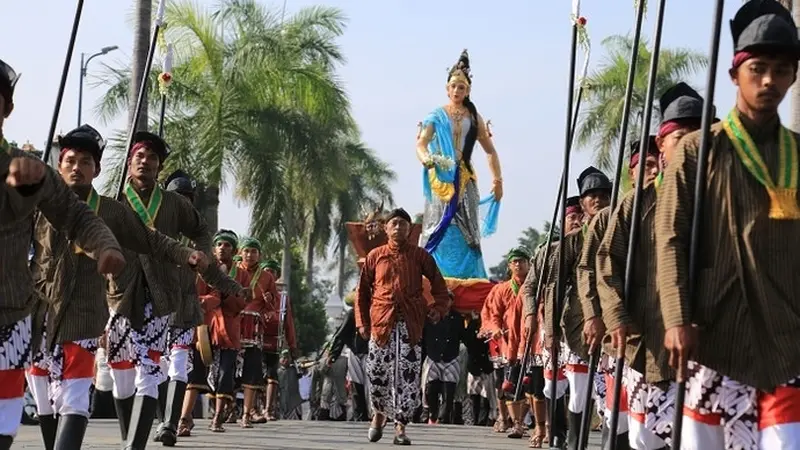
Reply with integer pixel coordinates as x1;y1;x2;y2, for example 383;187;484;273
416;49;501;310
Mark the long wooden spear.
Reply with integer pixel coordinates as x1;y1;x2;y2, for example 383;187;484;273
548;0;582;440
116;0;167;198
670;0;724;447
577;1;647;448
606;0;667;448
42;0;85;165
514;73;587;402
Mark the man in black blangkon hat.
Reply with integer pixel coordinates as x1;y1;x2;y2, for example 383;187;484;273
656;1;800;448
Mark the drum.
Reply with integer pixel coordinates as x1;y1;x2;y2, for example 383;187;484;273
195;325;213;366
240;310;264;348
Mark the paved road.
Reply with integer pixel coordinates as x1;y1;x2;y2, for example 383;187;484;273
14;420;604;449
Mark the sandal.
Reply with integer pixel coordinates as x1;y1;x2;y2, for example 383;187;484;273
177;417;192;437
250;410;267;424
239;414;253;428
493;417;509;433
209;414;226;433
507;421;525;439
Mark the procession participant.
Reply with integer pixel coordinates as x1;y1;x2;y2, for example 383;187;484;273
577;138;658;449
234;237;277;427
260;258;297;422
0;58;126;450
597;83;704;450
105;131;230;448
199;229;250;432
480;247;533;439
153;173;206;446
355;208;450;445
422;308;461;425
26;125;207;450
461;312;494;427
541;168;612;450
328;303;370;421
521;195;584;449
658;2;800;448
480;295;511;433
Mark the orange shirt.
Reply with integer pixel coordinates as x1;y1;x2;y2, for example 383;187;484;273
197;260;251;350
480;277;527;362
355;241;450;347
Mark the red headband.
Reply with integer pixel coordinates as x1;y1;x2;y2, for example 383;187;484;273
658;120;684;138
732;51;755;70
565;205;581;216
129;141;155;159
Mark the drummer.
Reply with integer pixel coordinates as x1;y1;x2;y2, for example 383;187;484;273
236;237;279;427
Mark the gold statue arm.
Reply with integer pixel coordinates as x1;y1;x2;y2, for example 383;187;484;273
416;122;435;168
477;114;502;184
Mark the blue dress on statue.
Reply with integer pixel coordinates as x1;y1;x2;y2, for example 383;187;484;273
418;107;499;279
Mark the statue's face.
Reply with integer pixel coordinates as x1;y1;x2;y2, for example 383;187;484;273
447;81;469;104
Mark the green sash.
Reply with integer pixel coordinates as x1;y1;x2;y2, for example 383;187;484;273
75;188;101;254
250;265;265;291
653;171;663;190
125;183;163;229
722;109;800;220
510;278;520;296
229;263;238;280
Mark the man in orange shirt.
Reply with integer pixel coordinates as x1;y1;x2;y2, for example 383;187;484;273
236;237;279;426
198;230;250;432
355;208;450;445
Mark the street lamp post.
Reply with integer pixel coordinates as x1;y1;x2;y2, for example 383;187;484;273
77;45;118;126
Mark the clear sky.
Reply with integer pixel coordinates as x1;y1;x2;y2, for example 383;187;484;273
4;0;787;274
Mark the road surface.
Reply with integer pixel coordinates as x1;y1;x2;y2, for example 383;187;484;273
14;419;604;449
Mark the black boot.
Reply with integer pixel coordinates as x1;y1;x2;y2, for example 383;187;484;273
440;382;456;424
53;414;88;450
155;380;187;447
318;408;330;421
91;389;117;419
124;395;159;449
0;435;12;450
452;401;464;425
568;412;584;450
38;414;58;450
153;381;169;442
114;396;135;441
425;380;442;423
469;394;483;426
351;382;368;422
608;431;630;450
546;397;567;449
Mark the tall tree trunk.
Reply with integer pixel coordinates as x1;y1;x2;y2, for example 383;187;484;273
305;222;316;289
336;231;346;300
281;192;294;298
194;183;219;236
129;0;151;132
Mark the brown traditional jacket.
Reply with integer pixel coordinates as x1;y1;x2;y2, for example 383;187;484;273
656;112;800;390
546;230;589;360
521;241;556;319
31;185;194;348
109;183;212;327
171;265;204;329
597;186;672;383
577;207;610;322
480;277;527;361
0;147;121;328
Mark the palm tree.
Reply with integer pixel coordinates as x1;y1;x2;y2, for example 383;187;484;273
95;1;358;294
130;0;151;132
576;35;708;170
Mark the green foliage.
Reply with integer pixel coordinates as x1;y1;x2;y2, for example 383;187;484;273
282;248;330;356
576;34;708;170
487;224;548;281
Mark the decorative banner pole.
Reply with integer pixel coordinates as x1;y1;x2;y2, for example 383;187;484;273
671;0;724;447
607;0;667;448
577;1;647;447
158;43;174;138
116;0;167;198
42;0;85;164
